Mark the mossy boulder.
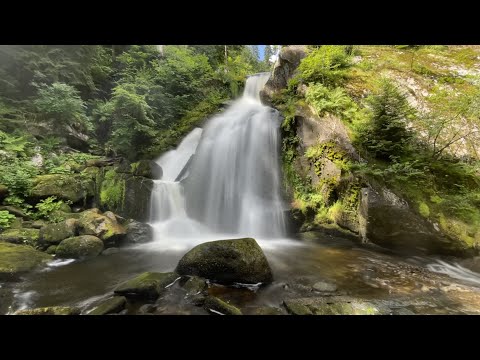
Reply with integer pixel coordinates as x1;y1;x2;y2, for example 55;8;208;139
0;242;52;281
0;205;30;220
283;297;390;315
31;220;47;229
87;296;127;315
95;169;153;222
181;276;207;296
39;219;79;245
124;219;153;244
0;228;40;246
114;272;179;299
46;245;57;254
78;209;126;245
30;174;94;203
132;160;163;179
204;296;242;315
253;307;284;315
56;235;104;259
176;238;273;284
14;306;80;315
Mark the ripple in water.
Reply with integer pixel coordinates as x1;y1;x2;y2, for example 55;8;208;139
427;260;480;286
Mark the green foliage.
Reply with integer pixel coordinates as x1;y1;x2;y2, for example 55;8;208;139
34;82;87;128
35;196;71;222
0;131;32;156
99;169;125;210
0;210;16;230
356;79;414;161
418;202;430;218
298;46;352;86
0;159;39;201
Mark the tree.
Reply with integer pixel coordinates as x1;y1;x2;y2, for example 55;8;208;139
264;45;273;67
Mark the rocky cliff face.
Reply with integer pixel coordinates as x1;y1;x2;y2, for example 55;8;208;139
263;45;477;256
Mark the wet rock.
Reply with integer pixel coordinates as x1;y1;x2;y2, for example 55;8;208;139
188;294;206;306
124;219;153;244
87;296;127;315
114;272;179;299
39;219;78;245
392;308;416;315
56;235;104;259
0;242;52;281
138;304;157;314
78;209;126;245
181;276;207;295
253;306;284;315
284;297;390;315
0;205;30;220
312;281;338;293
176;238;273;285
132;160;163;179
101;247;120;256
0;228;40;246
14;306;80;315
204;296;242;315
46;245;57;254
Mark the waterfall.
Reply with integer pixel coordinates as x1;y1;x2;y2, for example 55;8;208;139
148;73;287;249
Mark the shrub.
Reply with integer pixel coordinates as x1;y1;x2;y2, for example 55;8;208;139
0;210;16;230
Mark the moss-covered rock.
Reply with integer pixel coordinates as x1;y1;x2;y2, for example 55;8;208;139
204;296;242;315
46;245;57;254
131;160;163;179
14;306;80;315
39;219;78;245
0;242;52;281
284;297;390;315
30;174;94;203
114;272;179;299
181;276;207;295
176;238;273;285
0;205;30;220
124;219;153;244
96;168;153;222
77;209;126;245
253;307;284;315
0;228;40;246
31;220;47;229
56;235;104;259
87;296;127;315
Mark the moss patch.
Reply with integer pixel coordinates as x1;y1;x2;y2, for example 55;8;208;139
99;169;126;210
0;242;52;281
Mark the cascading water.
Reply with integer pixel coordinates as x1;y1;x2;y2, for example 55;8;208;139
148;73;287;249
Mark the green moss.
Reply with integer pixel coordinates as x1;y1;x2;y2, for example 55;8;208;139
14;306;80;315
0;242;52;281
430;195;443;204
306;142;351;171
99;169;125;210
0;228;40;247
418;202;430;218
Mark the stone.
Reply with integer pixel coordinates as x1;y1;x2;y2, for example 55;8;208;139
87;296;127;315
46;245;57;254
0;228;40;246
55;235;104;259
30;174;94;203
181;276;207;295
138;304;157;314
77;209;126;245
312;281;338;293
124;219;153;244
204;296;242;315
114;272;179;299
14;306;80;315
39;219;78;245
0;243;52;281
176;238;273;285
284;297;390;315
101;247;120;256
253;307;284;315
31;220;47;229
0;205;30;220
132;160;163;179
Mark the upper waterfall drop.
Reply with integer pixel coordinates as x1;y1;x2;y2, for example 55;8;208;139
148;72;287;247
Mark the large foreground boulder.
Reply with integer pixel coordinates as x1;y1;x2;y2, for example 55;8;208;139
55;235;104;259
176;238;273;284
114;272;179;299
0;242;52;281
